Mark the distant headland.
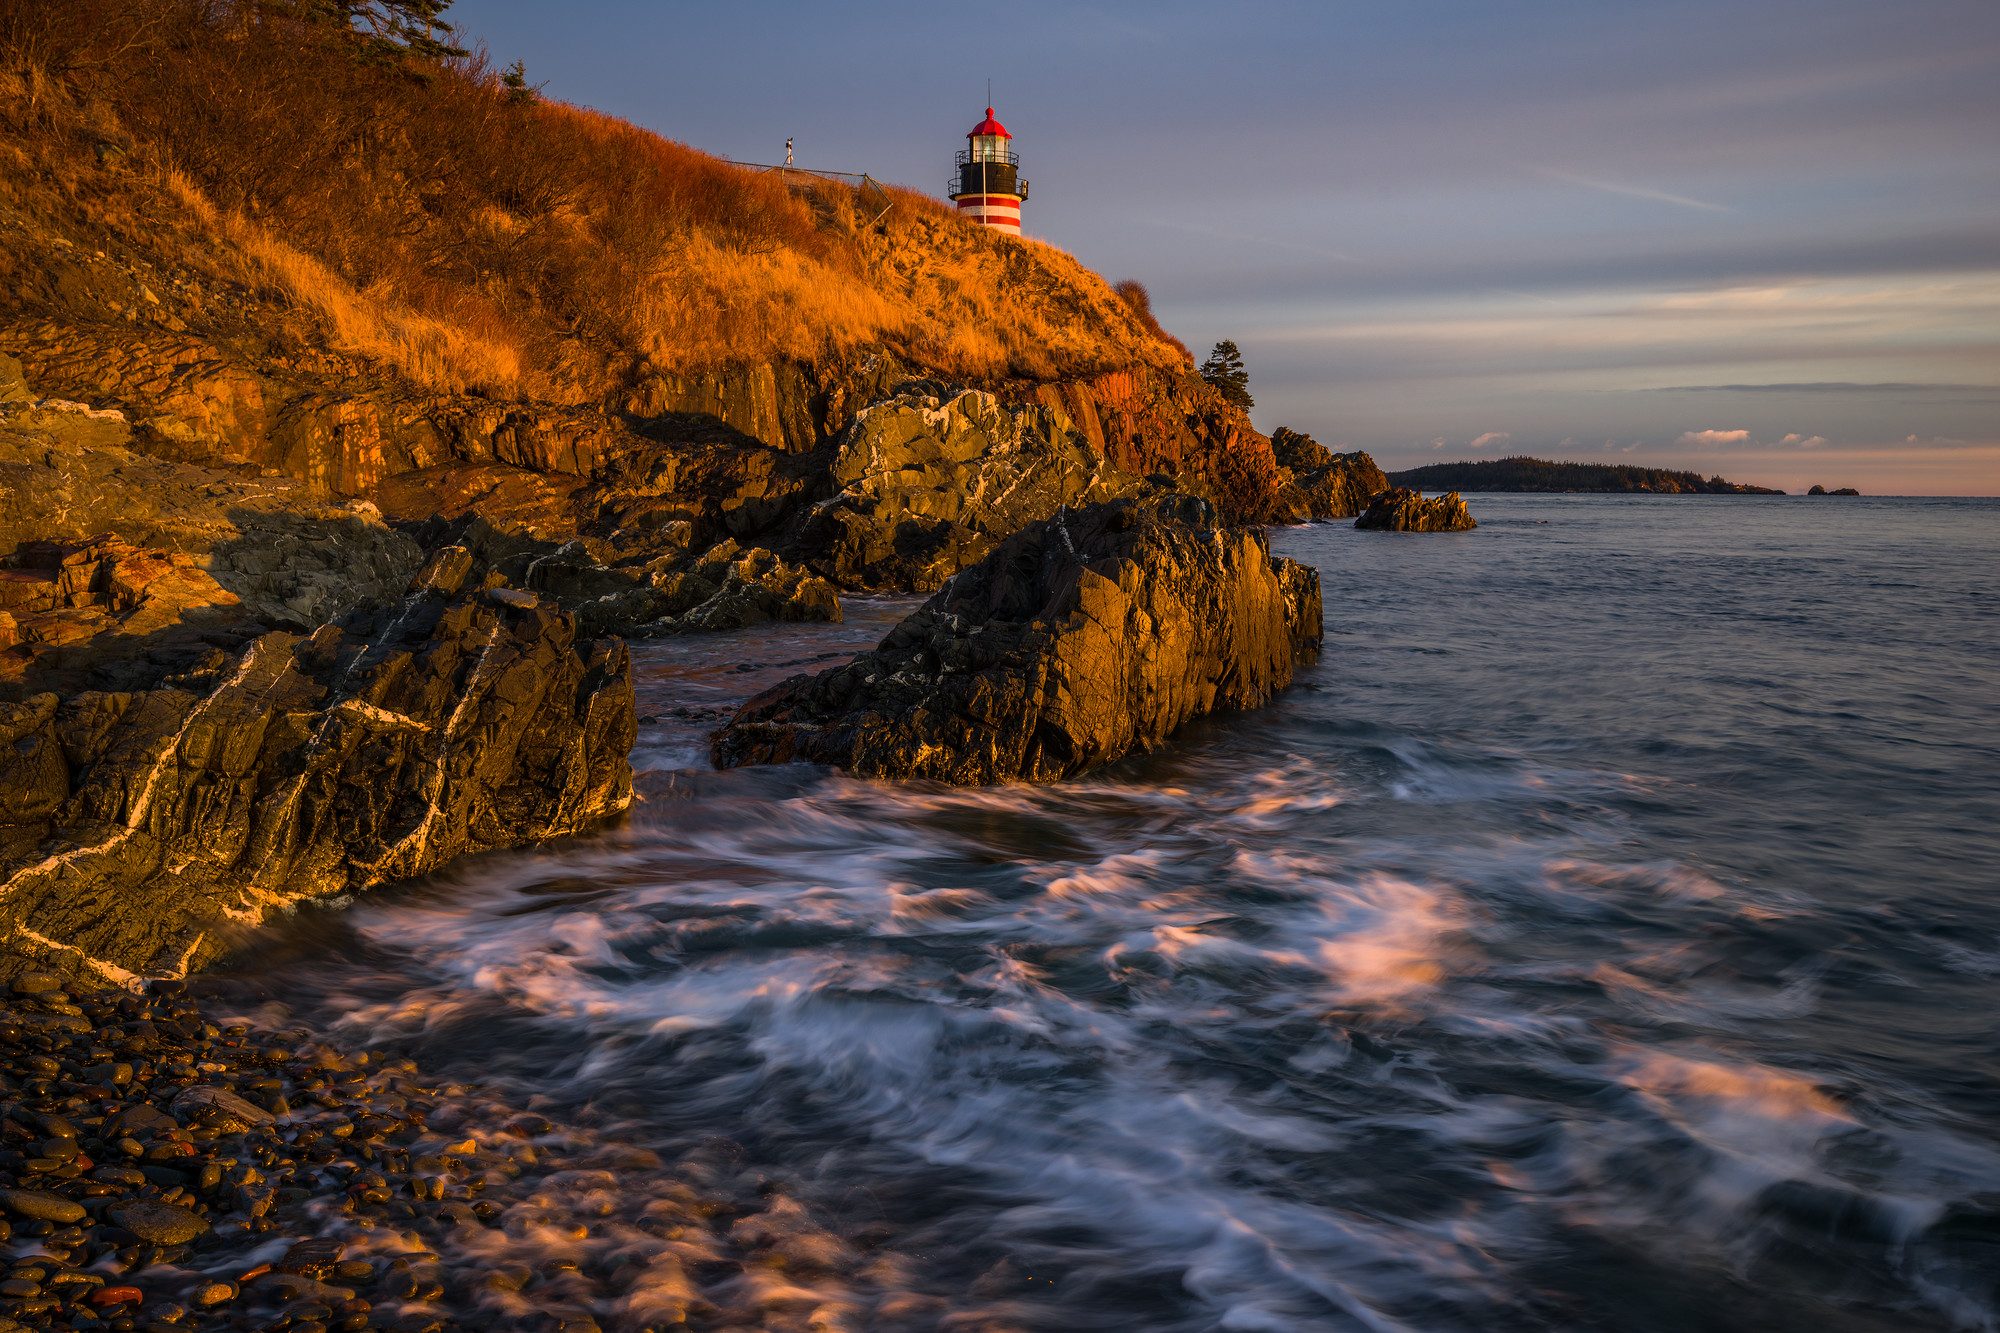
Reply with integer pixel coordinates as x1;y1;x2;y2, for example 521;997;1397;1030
1388;456;1785;494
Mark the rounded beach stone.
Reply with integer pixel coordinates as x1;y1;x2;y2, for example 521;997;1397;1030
170;1085;274;1129
189;1280;237;1307
106;1198;209;1244
0;1188;87;1223
9;971;64;995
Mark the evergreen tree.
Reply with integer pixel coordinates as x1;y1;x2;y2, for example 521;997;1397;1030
1200;340;1253;409
278;0;468;68
502;59;535;105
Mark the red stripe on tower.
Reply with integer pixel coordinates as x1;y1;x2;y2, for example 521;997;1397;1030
948;106;1029;236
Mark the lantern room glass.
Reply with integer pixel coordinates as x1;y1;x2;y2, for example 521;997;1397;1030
969;134;1009;163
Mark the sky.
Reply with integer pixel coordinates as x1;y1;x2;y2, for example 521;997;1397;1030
451;0;2000;494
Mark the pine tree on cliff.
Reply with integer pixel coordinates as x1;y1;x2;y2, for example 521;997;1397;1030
502;59;536;104
1201;340;1254;410
281;0;468;67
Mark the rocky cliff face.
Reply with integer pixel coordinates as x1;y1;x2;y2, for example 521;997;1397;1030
713;495;1322;785
1354;488;1478;532
0;560;634;985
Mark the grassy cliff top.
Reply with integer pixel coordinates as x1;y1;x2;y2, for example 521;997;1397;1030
0;0;1190;404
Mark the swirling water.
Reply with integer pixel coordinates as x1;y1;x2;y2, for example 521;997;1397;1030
227;495;2000;1332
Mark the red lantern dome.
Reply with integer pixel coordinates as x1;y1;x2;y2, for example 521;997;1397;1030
968;108;1011;140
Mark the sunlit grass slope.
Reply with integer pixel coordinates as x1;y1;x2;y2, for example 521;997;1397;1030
0;0;1189;403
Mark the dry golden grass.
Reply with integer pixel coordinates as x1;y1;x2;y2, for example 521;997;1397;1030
0;1;1190;401
160;169;525;394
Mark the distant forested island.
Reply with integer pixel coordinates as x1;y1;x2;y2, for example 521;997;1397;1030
1387;457;1784;494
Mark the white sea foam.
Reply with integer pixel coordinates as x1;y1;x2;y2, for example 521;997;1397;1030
234;501;2000;1333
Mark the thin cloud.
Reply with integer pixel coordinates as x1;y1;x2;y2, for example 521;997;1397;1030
1676;428;1753;447
1535;167;1733;214
1468;432;1511;449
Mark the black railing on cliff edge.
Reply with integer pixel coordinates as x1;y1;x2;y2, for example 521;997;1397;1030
720;161;895;224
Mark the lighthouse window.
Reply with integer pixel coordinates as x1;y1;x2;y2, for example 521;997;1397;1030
971;138;1007;162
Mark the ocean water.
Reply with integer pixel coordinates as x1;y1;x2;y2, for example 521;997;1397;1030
226;495;2000;1332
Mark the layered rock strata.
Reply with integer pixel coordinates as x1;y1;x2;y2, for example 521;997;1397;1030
0;558;634;985
713;494;1322;785
1354;488;1478;533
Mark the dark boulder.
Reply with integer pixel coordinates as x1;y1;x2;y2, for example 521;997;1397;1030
1354;488;1477;532
712;495;1321;785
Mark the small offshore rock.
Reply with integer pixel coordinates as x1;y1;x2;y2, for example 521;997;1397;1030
1354;487;1477;532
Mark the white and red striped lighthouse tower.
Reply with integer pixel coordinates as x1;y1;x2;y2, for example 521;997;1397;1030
949;107;1028;235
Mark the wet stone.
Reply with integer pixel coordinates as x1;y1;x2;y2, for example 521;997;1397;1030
277;1239;343;1280
35;1113;77;1139
188;1281;235;1308
0;1188;86;1223
105;1199;207;1244
171;1085;274;1130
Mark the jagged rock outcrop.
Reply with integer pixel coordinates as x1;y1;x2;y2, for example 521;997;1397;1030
783;384;1144;590
713;494;1321;785
1269;427;1390;519
397;518;840;640
521;534;840;636
1354;488;1477;532
0;564;635;985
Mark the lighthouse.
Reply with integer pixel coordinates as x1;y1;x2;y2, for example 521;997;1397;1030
949;107;1029;235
